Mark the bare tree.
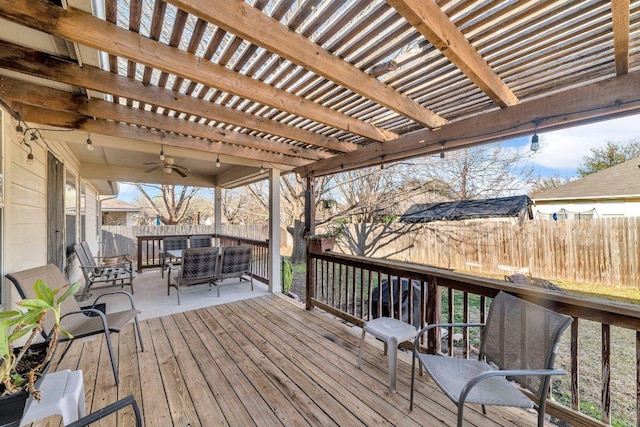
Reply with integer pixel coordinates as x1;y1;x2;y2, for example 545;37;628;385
134;184;200;225
529;175;570;196
326;164;440;258
426;143;535;200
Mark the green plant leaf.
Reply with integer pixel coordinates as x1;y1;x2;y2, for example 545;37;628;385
34;279;55;306
60;329;74;340
0;310;22;320
58;282;81;303
17;299;51;310
8;327;33;342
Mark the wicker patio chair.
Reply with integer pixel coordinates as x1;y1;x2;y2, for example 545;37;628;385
410;291;572;427
74;242;135;299
6;264;145;386
167;247;220;305
189;235;212;248
213;245;253;297
160;236;188;277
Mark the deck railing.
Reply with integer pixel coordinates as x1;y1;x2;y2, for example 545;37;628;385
308;251;640;427
136;233;269;284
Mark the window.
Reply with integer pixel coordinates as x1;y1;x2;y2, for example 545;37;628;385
80;182;86;242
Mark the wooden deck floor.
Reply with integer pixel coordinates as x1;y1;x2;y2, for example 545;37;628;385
36;294;541;426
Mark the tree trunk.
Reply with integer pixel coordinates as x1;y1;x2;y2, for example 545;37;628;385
288;219;306;264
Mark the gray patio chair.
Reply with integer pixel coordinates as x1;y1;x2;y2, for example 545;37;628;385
6;264;145;386
190;235;212;248
167;247;220;305
213;245;253;297
74;242;135;299
160;236;188;277
67;395;141;427
410;291;572;427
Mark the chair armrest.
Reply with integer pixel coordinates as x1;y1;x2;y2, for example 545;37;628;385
58;309;110;339
93;290;138;310
66;395;141;427
167;262;180;271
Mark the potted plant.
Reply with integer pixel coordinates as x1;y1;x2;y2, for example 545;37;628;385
306;224;343;255
0;279;80;427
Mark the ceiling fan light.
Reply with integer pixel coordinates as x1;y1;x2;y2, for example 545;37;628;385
163;166;173;174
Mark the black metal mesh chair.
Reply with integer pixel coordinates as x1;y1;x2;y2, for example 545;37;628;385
410;291;572;427
167;247;219;305
190;235;212;248
160;237;188;277
213;245;253;297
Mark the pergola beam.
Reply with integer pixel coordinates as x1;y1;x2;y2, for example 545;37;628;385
0;76;327;161
0;40;356;153
611;0;630;76
167;0;447;129
387;0;519;108
295;72;640;177
0;0;396;142
11;102;309;167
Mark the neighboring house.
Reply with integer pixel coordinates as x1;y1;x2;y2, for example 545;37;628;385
101;199;143;226
531;157;640;219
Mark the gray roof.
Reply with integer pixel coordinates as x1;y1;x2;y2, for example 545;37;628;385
532;157;640;201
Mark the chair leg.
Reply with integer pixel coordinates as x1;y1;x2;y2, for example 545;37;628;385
388;337;398;393
58;340;73;362
356;329;366;369
457;405;465;427
410;350;416;411
104;331;119;386
134;316;145;352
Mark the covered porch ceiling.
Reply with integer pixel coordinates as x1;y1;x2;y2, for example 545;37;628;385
0;0;639;193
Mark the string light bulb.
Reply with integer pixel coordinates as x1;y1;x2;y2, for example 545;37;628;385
159;147;165;161
260;163;265;173
440;141;445;159
530;120;540;152
216;155;221;168
530;133;539;151
86;133;94;151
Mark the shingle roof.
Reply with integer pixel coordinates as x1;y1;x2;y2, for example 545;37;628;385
532;157;640;201
102;199;143;212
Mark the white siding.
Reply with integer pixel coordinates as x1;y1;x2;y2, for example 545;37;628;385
2;116;82;306
534;200;640;219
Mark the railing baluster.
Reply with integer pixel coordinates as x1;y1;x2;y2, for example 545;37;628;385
463;292;469;359
448;288;454;356
602;323;611;424
571;317;580;412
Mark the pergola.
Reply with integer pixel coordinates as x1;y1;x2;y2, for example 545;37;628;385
2;2;640;425
0;0;638;186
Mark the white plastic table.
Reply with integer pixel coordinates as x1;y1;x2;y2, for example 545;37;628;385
20;369;85;426
356;317;418;393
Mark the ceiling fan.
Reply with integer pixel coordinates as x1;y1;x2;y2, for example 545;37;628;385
144;148;190;177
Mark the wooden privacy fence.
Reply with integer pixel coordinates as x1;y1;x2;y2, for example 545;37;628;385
345;217;640;288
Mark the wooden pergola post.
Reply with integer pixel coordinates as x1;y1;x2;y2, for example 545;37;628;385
305;176;316;310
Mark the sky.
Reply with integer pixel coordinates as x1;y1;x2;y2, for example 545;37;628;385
523;114;639;179
117;114;639;202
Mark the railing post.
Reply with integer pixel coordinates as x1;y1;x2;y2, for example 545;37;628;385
136;236;142;273
426;276;441;354
305;176;315;311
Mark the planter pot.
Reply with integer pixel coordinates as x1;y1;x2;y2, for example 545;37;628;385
307;237;335;254
0;341;52;427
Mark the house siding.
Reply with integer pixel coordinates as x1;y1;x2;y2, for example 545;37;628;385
3;116;83;306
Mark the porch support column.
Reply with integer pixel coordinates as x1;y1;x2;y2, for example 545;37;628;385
268;168;281;293
214;185;222;246
305;177;315;310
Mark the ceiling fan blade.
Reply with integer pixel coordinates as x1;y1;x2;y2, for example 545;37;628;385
174;167;188;178
173;164;191;172
145;166;160;173
142;162;159;166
